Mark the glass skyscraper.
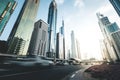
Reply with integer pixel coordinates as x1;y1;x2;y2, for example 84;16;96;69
60;20;65;59
0;0;17;35
97;13;119;61
109;0;120;17
47;0;57;57
56;33;64;59
7;0;40;55
105;22;119;35
110;31;120;59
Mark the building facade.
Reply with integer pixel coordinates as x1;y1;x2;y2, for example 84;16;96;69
109;0;120;17
110;31;120;60
96;13;119;62
100;40;112;62
28;19;48;56
71;31;78;58
56;33;64;59
0;0;17;35
47;0;57;58
76;39;81;59
60;20;65;59
7;0;40;55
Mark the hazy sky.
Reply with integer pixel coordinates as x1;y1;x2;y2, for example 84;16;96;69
1;0;120;59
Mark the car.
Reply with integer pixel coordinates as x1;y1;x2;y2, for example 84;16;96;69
56;61;69;66
3;55;54;68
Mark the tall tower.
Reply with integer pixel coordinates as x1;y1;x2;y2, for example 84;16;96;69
7;0;40;55
60;20;64;36
109;0;120;17
96;13;119;61
56;32;64;59
60;20;65;59
71;31;77;58
47;0;57;57
0;0;17;35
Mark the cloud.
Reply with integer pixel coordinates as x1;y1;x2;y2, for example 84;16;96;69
74;0;85;8
95;3;113;14
56;0;64;5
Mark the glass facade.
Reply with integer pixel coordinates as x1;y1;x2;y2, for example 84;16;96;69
111;31;120;59
7;0;40;55
56;33;64;59
60;20;65;59
0;0;17;35
97;13;119;61
105;22;119;34
109;0;120;17
47;0;57;57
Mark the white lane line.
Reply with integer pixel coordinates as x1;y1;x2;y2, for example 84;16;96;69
75;71;79;74
70;74;76;78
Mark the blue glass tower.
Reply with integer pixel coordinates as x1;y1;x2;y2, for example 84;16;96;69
97;13;120;62
47;0;57;57
7;0;40;55
0;0;17;35
109;0;120;17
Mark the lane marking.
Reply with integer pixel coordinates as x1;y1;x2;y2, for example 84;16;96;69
70;74;75;78
75;71;79;74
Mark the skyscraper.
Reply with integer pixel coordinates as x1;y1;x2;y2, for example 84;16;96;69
71;31;78;58
96;13;119;61
7;0;40;55
105;22;119;35
76;39;81;59
100;40;112;62
47;0;57;57
109;0;120;17
56;33;64;59
60;20;64;36
28;19;48;56
60;20;65;59
0;0;17;35
110;30;120;59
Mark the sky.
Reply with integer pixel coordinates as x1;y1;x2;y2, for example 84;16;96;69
0;0;120;60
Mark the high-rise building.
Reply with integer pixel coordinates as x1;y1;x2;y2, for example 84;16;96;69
100;40;112;62
105;22;119;35
71;31;78;58
110;30;120;59
28;19;48;56
76;39;81;59
56;33;64;59
96;13;119;61
8;0;27;46
0;0;17;35
60;20;65;59
7;0;40;55
47;0;57;58
109;0;120;17
60;20;64;36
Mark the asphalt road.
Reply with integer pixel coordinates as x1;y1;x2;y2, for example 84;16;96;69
0;65;81;80
62;65;93;80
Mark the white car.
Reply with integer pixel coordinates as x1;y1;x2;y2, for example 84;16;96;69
4;55;54;67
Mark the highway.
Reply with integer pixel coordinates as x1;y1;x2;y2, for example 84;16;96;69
0;65;81;80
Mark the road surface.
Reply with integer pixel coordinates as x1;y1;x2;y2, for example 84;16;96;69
0;65;81;80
